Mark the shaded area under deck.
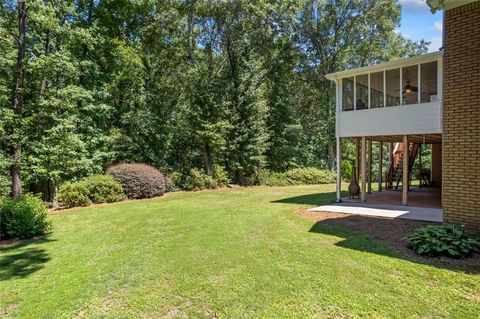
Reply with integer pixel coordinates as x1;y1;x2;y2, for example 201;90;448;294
312;187;442;222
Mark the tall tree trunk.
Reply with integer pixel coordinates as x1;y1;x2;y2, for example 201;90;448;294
51;184;59;210
11;148;22;199
39;29;50;99
11;1;27;199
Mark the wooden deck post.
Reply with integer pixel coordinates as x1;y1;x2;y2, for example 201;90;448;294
355;138;359;182
419;144;422;188
378;141;383;192
336;137;342;202
361;136;367;202
402;135;408;206
387;142;393;189
367;139;372;194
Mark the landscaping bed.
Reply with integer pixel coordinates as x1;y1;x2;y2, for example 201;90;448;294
297;210;480;272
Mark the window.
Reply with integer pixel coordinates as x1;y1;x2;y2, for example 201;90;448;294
342;77;354;111
370;71;384;108
339;59;440;111
402;65;419;105
385;69;400;107
355;74;368;109
421;61;438;103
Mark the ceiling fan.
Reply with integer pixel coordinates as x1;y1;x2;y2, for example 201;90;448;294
402;81;418;94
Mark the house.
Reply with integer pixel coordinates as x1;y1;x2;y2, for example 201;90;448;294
325;0;480;230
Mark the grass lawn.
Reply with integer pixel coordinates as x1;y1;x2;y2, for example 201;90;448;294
1;185;479;318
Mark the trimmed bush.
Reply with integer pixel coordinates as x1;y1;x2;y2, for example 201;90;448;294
0;195;51;240
254;167;336;186
284;167;336;184
406;224;480;258
107;163;165;199
253;170;287;186
83;175;125;203
57;175;125;208
57;182;92;208
184;168;217;191
213;166;229;187
165;171;182;192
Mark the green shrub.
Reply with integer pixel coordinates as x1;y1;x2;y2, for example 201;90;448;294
57;175;125;208
254;167;336;186
184;168;217;191
0;195;51;240
341;160;353;181
284;167;336;185
253;170;287;186
165;171;182;192
406;224;480;258
57;182;92;208
213;166;229;187
83;175;125;203
107;163;165;199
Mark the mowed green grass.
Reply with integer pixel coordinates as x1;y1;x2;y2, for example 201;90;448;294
0;185;479;318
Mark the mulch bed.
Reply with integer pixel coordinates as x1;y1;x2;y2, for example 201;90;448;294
297;210;480;273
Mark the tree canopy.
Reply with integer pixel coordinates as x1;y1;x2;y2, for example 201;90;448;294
0;0;428;200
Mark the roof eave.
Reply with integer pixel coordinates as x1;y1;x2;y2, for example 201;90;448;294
324;51;442;81
426;0;445;13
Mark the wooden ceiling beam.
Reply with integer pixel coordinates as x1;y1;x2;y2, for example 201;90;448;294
350;134;443;144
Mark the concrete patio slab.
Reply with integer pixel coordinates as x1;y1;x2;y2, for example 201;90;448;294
308;202;443;223
343;188;442;209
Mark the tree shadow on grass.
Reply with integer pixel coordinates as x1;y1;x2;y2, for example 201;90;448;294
0;236;54;281
306;214;480;274
271;191;348;206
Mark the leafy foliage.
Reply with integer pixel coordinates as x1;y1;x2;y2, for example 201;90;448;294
57;182;92;208
57;175;124;208
406;225;480;258
213;166;230;187
82;175;125;204
0;0;428;200
184;166;231;191
184;168;217;191
0;194;51;240
254;168;336;186
165;171;182;193
107;163;165;199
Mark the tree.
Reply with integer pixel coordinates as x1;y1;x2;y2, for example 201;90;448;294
294;0;428;170
0;0;430;195
6;0;27;199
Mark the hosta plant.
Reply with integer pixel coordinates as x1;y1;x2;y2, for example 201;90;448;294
406;224;480;258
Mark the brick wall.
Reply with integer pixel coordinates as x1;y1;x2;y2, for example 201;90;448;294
443;1;480;230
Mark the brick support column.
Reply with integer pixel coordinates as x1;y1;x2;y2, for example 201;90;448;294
443;1;480;230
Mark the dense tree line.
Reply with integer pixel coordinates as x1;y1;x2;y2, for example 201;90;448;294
0;0;427;201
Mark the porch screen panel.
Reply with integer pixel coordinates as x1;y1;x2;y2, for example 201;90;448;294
342;77;354;111
421;61;438;103
385;69;400;107
402;65;418;105
370;71;384;108
355;74;368;110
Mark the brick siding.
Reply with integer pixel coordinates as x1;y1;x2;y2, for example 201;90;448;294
443;1;480;230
